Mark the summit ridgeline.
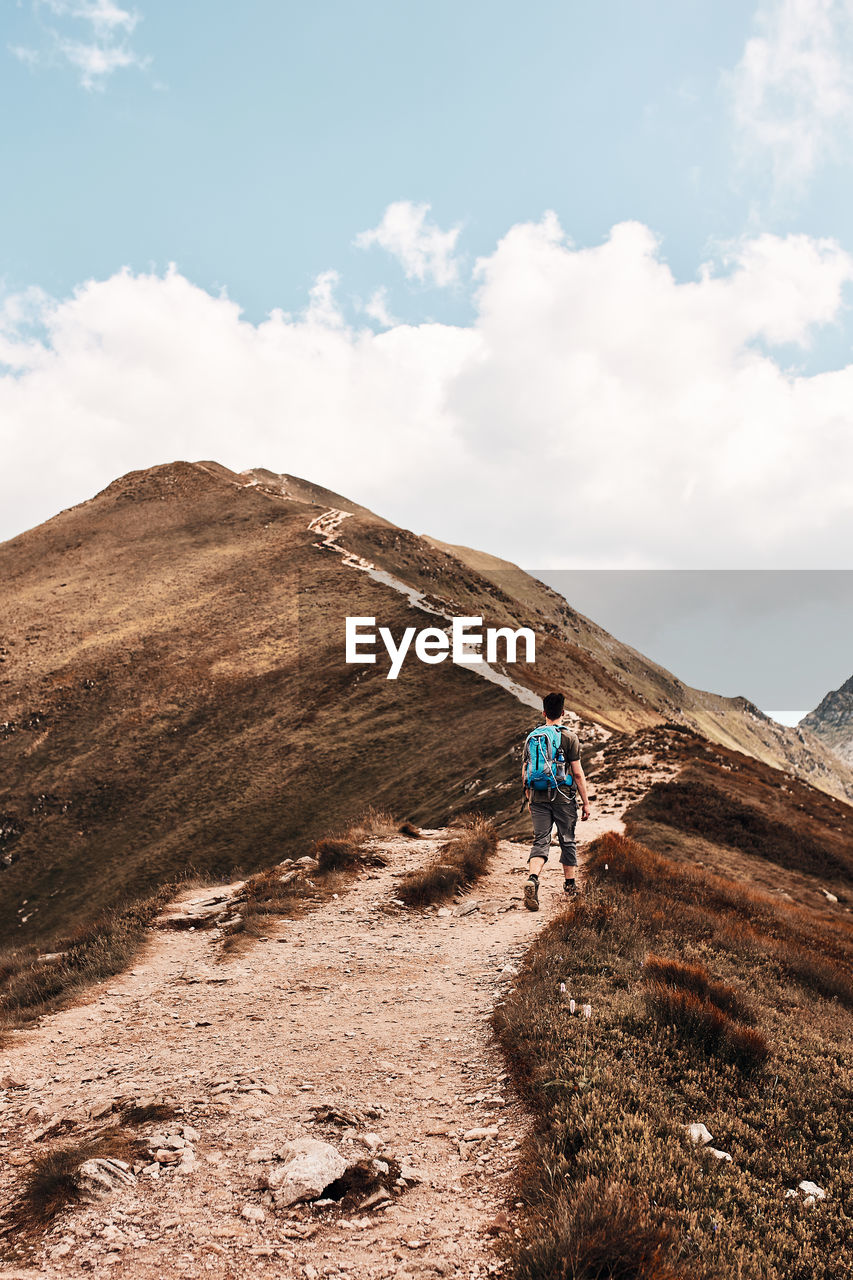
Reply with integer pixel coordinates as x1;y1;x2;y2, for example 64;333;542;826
2;458;852;968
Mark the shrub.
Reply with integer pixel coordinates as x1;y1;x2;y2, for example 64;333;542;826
4;1129;143;1237
643;983;770;1074
643;953;756;1024
515;1179;689;1280
220;808;397;948
398;816;497;907
585;831;661;889
311;807;396;871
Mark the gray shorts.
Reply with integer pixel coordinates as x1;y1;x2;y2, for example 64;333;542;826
528;789;578;866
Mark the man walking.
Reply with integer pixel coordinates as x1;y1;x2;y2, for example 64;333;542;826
522;691;591;911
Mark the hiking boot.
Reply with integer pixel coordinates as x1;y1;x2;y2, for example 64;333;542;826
563;879;577;896
523;876;539;911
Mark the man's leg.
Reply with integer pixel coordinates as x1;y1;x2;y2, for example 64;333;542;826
528;799;552;874
525;799;552;910
553;792;578;891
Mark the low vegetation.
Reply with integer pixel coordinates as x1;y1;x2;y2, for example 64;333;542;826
1;810;401;1012
397;816;497;907
594;830;853;1009
220;808;397;949
0;886;180;1043
642;985;769;1076
311;808;397;872
2;1128;145;1241
514;1180;689;1280
642;954;756;1024
626;757;853;884
494;831;853;1280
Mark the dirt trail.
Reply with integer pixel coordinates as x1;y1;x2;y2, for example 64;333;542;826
0;789;656;1280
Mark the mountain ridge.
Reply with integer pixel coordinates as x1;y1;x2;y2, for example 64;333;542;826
801;674;853;766
2;460;851;1280
2;458;851;978
239;465;851;798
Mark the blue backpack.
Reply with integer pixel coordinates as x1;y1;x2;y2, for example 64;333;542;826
524;726;573;792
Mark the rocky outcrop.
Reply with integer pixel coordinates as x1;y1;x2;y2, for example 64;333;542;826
259;1138;348;1207
154;859;317;930
801;675;853;765
77;1158;136;1199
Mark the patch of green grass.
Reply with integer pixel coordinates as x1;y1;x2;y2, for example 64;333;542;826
493;832;853;1280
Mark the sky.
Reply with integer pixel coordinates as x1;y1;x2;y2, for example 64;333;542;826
2;0;853;710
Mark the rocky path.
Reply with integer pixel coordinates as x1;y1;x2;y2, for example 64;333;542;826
0;792;652;1280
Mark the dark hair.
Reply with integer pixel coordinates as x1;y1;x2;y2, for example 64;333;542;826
543;691;565;719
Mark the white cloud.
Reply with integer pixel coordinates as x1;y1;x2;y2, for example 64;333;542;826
355;202;462;287
11;0;146;89
59;0;138;34
729;0;853;191
364;287;397;328
2;215;853;569
303;270;345;329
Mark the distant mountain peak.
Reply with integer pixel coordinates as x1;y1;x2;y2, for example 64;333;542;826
801;676;853;766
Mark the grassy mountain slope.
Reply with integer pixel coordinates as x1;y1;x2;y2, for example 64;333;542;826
2;459;851;989
428;538;851;799
495;830;853;1280
0;461;530;960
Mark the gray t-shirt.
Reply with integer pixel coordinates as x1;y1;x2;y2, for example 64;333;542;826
558;728;581;764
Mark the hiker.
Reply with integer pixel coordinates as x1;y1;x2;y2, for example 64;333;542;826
521;691;591;911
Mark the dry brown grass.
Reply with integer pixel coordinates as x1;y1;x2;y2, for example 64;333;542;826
397;816;497;907
587;833;853;1008
626;760;853;882
1;460;533;1012
312;807;396;871
220;808;397;949
493;830;853;1280
514;1178;691;1280
0;885;179;1042
116;1100;179;1126
2;1127;145;1241
643;984;770;1074
643;954;756;1024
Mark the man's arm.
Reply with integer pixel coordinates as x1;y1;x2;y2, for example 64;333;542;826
570;759;591;820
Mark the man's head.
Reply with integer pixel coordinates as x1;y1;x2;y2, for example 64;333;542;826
543;691;565;721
